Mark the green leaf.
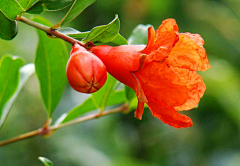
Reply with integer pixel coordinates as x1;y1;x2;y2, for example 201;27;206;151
111;33;128;45
63;74;118;122
57;0;96;26
38;157;53;166
128;24;152;45
125;85;136;101
19;0;36;9
0;63;34;128
60;77;127;124
0;0;24;20
44;0;73;11
60;97;97;123
0;11;18;40
26;0;73;14
60;90;127;123
34;16;68;117
91;74;118;110
26;1;46;14
0;55;24;128
82;15;120;44
106;90;127;106
59;27;127;45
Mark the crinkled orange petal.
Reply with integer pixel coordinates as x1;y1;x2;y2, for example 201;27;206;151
142;26;156;53
154;19;179;49
167;33;211;71
147;19;179;53
134;101;145;120
136;62;188;108
184;32;204;46
169;67;206;111
143;19;179;62
147;46;170;63
147;99;193;128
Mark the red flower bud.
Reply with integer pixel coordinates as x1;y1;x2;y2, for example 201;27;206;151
66;44;107;93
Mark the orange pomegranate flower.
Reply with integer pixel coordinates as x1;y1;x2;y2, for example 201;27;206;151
90;19;210;128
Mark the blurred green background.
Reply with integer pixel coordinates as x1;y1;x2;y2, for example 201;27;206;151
0;0;240;165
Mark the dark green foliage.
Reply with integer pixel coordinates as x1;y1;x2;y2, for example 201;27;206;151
0;12;18;40
82;15;120;44
0;0;24;20
34;16;68;117
0;55;24;127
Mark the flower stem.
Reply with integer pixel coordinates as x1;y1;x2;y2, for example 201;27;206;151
16;16;85;47
0;104;129;147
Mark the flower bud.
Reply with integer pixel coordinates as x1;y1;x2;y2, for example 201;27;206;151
66;44;107;93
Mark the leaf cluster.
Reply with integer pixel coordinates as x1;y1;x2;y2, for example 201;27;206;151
0;0;152;129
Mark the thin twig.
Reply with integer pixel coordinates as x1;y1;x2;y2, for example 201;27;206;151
16;16;85;46
49;104;129;131
0;104;128;147
0;129;41;147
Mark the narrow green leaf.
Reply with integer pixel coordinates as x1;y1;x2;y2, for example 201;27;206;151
59;27;127;45
0;11;18;40
63;75;119;123
26;0;73;14
71;32;127;45
0;0;24;20
44;0;73;11
0;55;24;128
82;15;120;44
60;90;127;123
128;24;152;45
34;16;68;117
26;1;46;14
58;0;96;26
60;78;127;124
26;1;41;13
19;0;36;9
125;85;136;101
0;63;34;128
38;157;53;166
91;74;117;110
111;33;128;45
106;90;127;106
61;97;97;123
